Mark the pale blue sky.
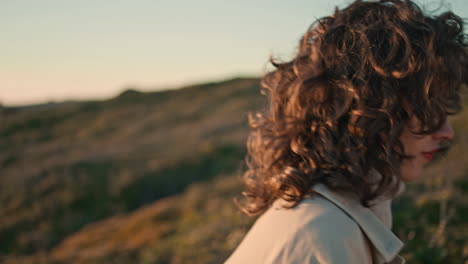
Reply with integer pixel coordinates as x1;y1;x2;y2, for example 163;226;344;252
1;0;467;106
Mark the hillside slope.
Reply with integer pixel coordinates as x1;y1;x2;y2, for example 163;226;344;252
1;78;467;263
0;77;263;258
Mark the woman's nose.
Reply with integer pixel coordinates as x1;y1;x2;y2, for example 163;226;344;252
433;119;455;141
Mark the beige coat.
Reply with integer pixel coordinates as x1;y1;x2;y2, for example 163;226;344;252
225;183;405;264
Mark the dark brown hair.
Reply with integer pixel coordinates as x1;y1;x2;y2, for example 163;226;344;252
240;0;468;215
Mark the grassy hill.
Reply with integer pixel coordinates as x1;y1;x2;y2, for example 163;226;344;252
0;78;467;263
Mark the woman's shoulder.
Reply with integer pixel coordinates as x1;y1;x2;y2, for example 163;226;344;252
225;194;372;264
266;194;363;236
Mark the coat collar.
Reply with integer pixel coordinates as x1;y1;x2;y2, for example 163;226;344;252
311;183;404;263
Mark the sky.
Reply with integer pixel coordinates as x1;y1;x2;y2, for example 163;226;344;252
1;0;467;106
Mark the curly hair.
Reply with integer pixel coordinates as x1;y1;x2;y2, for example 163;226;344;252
240;0;468;215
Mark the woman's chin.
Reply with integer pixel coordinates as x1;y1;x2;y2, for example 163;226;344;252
400;165;423;182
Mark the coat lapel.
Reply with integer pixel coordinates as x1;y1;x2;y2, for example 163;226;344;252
311;183;405;263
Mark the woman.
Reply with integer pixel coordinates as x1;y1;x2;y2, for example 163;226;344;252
226;0;467;263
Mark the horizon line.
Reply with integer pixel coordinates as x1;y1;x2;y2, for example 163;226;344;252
1;74;261;108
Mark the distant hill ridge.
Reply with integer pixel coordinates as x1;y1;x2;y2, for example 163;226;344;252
2;77;260;110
